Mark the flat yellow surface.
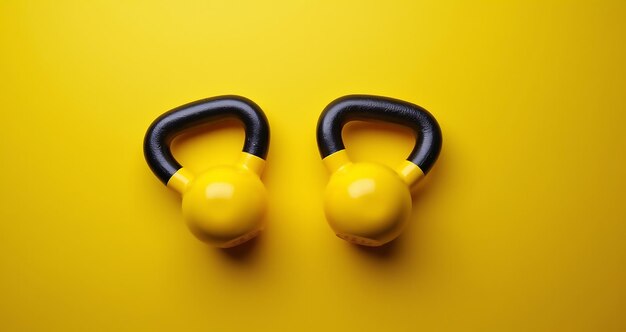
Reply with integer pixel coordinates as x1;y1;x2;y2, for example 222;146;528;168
1;1;625;331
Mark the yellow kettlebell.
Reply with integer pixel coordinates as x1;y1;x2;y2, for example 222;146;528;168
317;95;442;246
144;96;270;248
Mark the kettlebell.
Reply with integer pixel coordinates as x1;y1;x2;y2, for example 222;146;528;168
317;95;442;246
144;96;270;248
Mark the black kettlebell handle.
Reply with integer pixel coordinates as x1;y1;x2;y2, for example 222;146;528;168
316;95;442;174
144;95;270;185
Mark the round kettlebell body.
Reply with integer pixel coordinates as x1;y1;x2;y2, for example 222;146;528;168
182;165;267;248
144;96;270;247
317;95;442;246
324;162;412;246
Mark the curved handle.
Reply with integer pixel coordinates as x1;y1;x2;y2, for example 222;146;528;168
144;95;270;185
316;95;442;175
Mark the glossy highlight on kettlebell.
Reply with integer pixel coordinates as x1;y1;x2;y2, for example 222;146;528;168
317;95;442;246
144;96;270;248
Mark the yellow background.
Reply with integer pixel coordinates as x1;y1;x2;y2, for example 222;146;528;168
1;1;625;331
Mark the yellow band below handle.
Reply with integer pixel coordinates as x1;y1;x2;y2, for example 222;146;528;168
237;152;266;177
395;160;424;188
322;150;352;173
166;168;195;194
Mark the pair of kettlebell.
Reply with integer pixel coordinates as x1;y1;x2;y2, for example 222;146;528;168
144;95;442;248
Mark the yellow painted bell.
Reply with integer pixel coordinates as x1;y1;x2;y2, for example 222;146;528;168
317;95;442;246
144;96;270;248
